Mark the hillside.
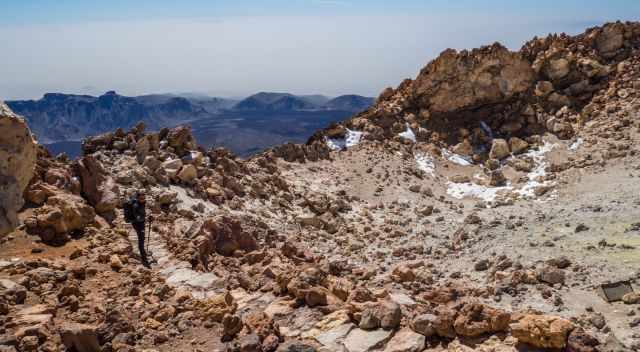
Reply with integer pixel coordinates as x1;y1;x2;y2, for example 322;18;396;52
1;21;640;352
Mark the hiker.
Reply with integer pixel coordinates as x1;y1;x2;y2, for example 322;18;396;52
124;191;152;268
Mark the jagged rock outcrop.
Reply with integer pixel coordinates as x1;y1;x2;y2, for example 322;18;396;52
510;314;575;349
74;155;119;214
0;102;37;236
25;193;95;243
308;21;640;163
411;44;535;114
197;215;259;256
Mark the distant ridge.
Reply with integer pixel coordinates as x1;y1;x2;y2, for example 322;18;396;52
6;90;374;157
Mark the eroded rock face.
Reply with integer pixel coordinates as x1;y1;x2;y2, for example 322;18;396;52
411;44;535;113
198;215;258;256
28;193;95;243
0;102;37;236
74;155;119;214
510;314;574;349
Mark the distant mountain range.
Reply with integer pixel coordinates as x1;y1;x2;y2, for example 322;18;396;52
5;91;373;157
231;92;374;112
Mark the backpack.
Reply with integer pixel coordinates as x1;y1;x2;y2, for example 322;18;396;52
123;199;135;223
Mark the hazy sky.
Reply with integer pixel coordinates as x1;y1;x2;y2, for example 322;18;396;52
1;0;639;100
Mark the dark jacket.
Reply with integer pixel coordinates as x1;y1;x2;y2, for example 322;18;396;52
130;200;146;225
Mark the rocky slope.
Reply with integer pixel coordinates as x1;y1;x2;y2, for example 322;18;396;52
1;21;640;352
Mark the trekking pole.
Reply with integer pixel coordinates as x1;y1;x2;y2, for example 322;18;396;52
146;219;151;257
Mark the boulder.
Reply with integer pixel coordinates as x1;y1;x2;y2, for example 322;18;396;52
222;314;243;340
510;314;574;349
411;44;535;114
81;132;113;154
177;165;197;183
198;215;258;256
430;305;457;338
161;158;183;179
156;191;178;205
359;308;380;330
411;314;436;337
74;155;119;213
392;265;416;283
537;266;566;285
622;292;640;304
196;292;237;323
135;136;150;164
453;303;510;337
452;139;473;157
305;287;329;307
378;301;402;330
535;81;555;97
343;328;393;352
0;279;27;304
166;126;196;156
543;58;571;80
489;139;510;160
595;23;624;54
59;323;100;352
566;328;600;352
142;156;161;171
31;193;95;243
489;170;507;187
508;137;529;154
383;328;425;352
0;102;37;235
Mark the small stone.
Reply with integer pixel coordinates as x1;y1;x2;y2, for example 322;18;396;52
622;292;640;305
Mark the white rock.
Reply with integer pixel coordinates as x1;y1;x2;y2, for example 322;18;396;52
316;323;355;349
383;328;425;352
343;328;393;352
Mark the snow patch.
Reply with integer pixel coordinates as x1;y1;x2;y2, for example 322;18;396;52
326;129;364;150
446;141;559;202
447;182;513;202
414;153;435;176
569;138;583;151
398;124;417;142
514;142;556;198
442;149;473;166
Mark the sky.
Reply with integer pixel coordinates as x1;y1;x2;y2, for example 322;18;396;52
1;0;639;100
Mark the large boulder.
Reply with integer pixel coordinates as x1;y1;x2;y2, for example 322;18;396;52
489;139;511;160
595;23;625;55
59;323;100;352
0;102;37;236
453;302;511;337
30;193;95;243
198;215;258;256
510;314;574;349
166;126;196;156
411;44;535;114
74;155;119;213
177;164;197;183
